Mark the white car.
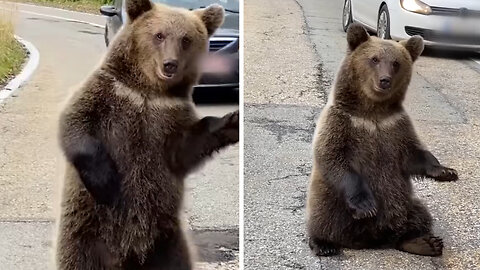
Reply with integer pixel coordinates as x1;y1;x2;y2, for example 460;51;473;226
342;0;480;50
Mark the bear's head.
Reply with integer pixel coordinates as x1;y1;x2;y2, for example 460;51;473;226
106;0;224;92
345;23;423;102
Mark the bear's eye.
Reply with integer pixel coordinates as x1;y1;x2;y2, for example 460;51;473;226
371;57;379;64
393;61;400;69
156;33;165;42
182;37;191;50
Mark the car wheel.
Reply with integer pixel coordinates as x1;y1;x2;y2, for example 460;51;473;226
342;0;353;32
377;5;391;39
104;24;110;47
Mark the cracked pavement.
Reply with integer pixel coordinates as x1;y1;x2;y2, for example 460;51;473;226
244;0;480;269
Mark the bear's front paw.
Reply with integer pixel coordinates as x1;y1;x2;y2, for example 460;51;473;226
308;237;340;257
218;110;239;144
427;166;458;182
347;192;377;220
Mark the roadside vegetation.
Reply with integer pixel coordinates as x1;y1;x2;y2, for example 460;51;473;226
0;11;25;87
9;0;111;14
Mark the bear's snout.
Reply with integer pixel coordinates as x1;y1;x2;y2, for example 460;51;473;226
163;59;178;76
379;77;391;90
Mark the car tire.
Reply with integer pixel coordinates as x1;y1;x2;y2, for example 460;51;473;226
342;0;353;32
104;24;110;47
377;5;391;39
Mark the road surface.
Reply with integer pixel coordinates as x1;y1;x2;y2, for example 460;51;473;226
0;2;239;269
244;0;480;269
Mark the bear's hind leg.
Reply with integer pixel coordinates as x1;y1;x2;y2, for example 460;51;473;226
395;199;443;256
134;232;193;270
397;234;443;256
308;237;340;257
57;237;120;270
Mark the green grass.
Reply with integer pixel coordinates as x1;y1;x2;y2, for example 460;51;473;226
0;13;25;87
9;0;111;14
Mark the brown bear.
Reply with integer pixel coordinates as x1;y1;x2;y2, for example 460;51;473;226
55;1;238;269
306;23;458;258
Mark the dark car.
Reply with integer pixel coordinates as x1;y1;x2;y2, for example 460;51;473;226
100;0;239;91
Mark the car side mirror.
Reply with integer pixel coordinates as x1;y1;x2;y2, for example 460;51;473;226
100;5;118;17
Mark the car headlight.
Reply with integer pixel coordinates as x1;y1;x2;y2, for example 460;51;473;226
400;0;432;15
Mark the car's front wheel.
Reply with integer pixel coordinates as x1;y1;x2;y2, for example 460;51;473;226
342;0;353;32
377;5;391;39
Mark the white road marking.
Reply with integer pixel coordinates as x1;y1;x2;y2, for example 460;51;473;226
473;58;480;67
0;7;105;28
0;35;40;103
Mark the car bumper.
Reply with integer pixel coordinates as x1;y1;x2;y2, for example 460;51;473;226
389;3;480;50
194;82;239;89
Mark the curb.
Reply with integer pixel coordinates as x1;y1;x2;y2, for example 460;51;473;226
0;35;40;103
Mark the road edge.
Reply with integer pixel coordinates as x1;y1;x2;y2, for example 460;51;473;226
0;35;40;103
0;2;105;28
0;1;102;17
292;0;329;104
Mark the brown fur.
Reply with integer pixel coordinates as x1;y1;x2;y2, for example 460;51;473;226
56;2;236;269
307;23;457;257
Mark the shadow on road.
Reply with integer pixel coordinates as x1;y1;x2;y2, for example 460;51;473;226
192;228;239;263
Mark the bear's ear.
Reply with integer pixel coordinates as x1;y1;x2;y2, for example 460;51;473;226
127;0;153;22
347;23;370;51
400;36;424;62
194;4;225;36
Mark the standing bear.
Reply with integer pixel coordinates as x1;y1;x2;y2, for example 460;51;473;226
307;23;458;257
56;0;238;269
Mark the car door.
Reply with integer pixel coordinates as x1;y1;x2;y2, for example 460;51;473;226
353;0;382;30
362;0;382;29
351;0;370;26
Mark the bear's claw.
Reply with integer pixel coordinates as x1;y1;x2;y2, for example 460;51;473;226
348;192;378;220
308;238;340;257
220;110;239;144
428;166;458;182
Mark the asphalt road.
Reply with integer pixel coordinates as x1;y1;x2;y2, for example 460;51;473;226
244;0;480;269
0;2;238;269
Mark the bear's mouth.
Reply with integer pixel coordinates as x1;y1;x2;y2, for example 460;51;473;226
373;86;386;93
373;84;391;94
157;68;175;81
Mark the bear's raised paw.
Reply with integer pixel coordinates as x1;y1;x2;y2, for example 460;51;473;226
217;110;239;144
428;166;458;182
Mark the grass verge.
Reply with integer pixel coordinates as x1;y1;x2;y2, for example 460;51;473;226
8;0;110;14
0;12;26;87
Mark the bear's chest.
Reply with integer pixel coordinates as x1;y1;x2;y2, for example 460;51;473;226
100;94;197;173
348;114;410;171
347;114;412;221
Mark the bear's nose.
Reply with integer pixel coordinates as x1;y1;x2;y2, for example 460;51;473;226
379;77;391;90
163;60;178;75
